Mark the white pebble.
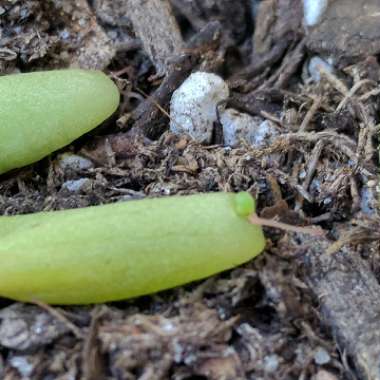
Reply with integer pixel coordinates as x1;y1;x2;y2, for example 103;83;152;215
62;178;92;193
360;186;377;216
10;356;34;378
308;56;334;82
314;347;331;365
264;354;280;373
303;0;328;27
170;72;229;144
220;108;278;148
58;153;94;171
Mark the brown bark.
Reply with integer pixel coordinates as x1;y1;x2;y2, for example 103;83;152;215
301;236;380;380
127;0;184;75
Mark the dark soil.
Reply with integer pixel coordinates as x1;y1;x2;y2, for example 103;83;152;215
0;1;379;379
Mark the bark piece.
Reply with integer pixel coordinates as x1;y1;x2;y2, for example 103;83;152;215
307;0;380;64
300;236;380;380
170;0;251;43
127;0;184;75
253;0;303;57
228;89;284;116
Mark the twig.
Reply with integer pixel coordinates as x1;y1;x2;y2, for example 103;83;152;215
266;174;283;203
303;140;324;191
349;175;360;212
255;39;305;91
295;140;324;211
359;87;380;101
275;38;306;89
260;110;284;127
319;66;349;95
281;130;357;150
336;79;376;112
248;213;324;237
82;306;106;380
365;123;377;162
33;300;84;339
233;40;289;80
308;212;332;224
299;96;321;132
278;130;373;176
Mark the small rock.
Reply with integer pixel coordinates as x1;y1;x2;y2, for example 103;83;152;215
313;370;339;380
360;185;377;216
308;56;334;82
303;0;328;27
220;109;278;148
9;356;34;378
0;304;69;351
264;354;280;373
61;178;92;193
170;72;229;144
313;346;331;365
58;153;94;171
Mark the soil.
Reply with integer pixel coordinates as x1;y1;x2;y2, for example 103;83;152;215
0;1;379;380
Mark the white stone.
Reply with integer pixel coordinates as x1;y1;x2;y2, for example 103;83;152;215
308;56;334;82
360;186;377;215
264;354;280;373
303;0;328;27
220;109;278;148
62;178;92;193
170;72;229;144
314;347;331;365
10;356;34;378
58;153;94;171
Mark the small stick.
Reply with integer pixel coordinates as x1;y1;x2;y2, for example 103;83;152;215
275;38;306;89
33;300;84;339
266;174;283;203
349;175;360;212
365;123;377;162
248;213;324;237
336;79;376;112
294;140;324;211
82;306;106;380
135;86;171;120
303;140;324;191
319;66;349;95
260;110;284;127
299;96;321;132
359;87;380;101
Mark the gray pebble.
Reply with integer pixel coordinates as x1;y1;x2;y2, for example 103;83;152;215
58;153;94;171
314;346;331;365
220;108;278;148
